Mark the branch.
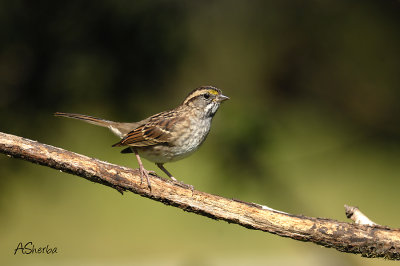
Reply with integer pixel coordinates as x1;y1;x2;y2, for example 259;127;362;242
1;131;399;260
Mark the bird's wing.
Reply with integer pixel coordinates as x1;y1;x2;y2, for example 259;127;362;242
112;111;181;147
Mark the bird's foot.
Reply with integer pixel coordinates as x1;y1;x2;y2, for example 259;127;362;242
138;166;155;191
171;177;194;193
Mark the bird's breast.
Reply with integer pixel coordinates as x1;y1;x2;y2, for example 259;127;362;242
137;117;212;163
177;116;212;151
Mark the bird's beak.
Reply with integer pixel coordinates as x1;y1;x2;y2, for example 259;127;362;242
218;94;230;102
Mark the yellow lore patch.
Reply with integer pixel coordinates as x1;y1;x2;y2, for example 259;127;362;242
207;89;219;95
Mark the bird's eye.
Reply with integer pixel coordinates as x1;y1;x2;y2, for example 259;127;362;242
203;93;210;100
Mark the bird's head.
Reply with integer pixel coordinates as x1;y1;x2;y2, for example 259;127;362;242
183;86;229;118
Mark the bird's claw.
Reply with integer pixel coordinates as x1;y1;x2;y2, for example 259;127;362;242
138;166;153;191
171;179;194;194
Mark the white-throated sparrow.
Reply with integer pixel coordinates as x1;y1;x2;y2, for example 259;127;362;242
55;86;229;189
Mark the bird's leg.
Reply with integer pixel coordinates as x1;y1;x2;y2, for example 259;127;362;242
156;163;194;192
132;148;153;190
156;163;177;181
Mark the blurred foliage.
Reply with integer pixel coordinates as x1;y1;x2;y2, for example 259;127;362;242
1;1;400;265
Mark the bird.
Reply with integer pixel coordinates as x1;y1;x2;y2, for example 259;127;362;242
54;86;229;190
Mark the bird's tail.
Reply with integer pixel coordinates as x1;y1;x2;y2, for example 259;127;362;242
54;112;113;128
54;112;138;138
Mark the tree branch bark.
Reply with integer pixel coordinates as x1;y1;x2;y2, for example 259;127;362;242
1;131;399;260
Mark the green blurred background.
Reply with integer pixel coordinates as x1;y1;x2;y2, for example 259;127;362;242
1;1;400;265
